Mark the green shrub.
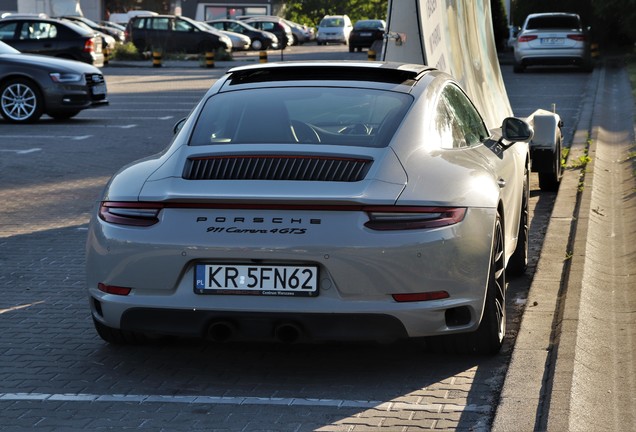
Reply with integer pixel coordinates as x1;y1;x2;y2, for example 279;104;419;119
112;42;142;60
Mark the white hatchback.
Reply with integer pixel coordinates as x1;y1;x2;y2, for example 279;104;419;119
316;15;353;45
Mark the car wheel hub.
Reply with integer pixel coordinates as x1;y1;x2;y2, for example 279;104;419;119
2;84;36;121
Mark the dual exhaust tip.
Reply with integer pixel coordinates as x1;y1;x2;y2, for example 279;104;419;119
206;320;303;344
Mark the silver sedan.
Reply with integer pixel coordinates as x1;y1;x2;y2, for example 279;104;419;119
86;61;533;354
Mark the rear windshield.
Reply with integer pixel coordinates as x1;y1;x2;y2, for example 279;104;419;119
354;20;384;30
526;16;581;30
190;87;412;148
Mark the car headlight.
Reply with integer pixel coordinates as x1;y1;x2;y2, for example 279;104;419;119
49;72;83;83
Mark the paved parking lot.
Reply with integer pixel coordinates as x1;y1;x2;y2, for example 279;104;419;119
0;46;593;430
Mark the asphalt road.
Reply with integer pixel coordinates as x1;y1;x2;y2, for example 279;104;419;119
0;44;594;431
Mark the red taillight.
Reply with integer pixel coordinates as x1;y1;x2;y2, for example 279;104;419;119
364;207;466;231
392;291;450;302
567;34;586;41
99;202;162;226
83;38;95;53
518;35;537;43
98;283;131;296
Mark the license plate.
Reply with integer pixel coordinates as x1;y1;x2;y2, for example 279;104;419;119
194;264;318;296
360;32;372;37
91;84;106;95
541;38;563;45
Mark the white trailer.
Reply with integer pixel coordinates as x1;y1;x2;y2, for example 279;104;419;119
382;0;563;191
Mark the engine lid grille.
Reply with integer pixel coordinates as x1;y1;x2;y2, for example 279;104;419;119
183;155;372;182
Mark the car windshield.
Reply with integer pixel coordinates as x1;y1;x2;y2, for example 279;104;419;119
526;16;580;30
190;87;412;148
354;21;383;29
320;18;345;28
0;40;19;54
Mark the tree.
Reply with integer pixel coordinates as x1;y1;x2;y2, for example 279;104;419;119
283;0;388;27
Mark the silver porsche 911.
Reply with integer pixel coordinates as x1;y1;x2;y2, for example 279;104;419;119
86;61;533;354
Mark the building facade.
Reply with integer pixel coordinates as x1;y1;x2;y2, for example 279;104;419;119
0;0;281;23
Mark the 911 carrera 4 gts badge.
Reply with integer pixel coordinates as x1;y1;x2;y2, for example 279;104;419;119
206;227;308;234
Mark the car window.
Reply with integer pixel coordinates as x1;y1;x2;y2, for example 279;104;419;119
0;22;17;40
20;21;58;40
258;22;276;32
526;16;580;30
175;19;193;32
190;87;412;148
434;84;489;149
151;18;170;30
132;18;146;29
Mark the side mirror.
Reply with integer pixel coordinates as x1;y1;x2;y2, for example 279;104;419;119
173;117;187;135
501;117;533;143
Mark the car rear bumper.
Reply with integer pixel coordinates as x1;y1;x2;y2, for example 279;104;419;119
87;206;496;341
514;47;588;65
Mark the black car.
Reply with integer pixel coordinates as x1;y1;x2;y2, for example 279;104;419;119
242;17;292;49
206;19;277;51
0;41;108;123
126;15;231;54
348;19;386;52
0;16;104;66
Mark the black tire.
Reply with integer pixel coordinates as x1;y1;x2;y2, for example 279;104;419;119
349;45;354;53
427;212;506;355
507;163;529;276
93;318;148;345
0;78;44;123
538;137;562;192
470;212;507;354
48;110;81;121
513;62;525;73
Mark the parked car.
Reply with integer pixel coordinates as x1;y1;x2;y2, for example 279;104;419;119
60;15;125;43
108;10;157;27
221;30;250;51
126;14;231;54
60;18;117;54
316;15;353;45
0;16;104;66
242;16;292;49
281;17;314;45
513;12;592;73
206;19;277;51
0;40;107;122
100;20;126;34
202;25;250;51
87;61;533;355
348;19;386;52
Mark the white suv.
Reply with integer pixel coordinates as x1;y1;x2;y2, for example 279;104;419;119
316;15;352;45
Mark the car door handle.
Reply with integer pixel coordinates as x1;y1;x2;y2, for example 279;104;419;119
497;178;506;188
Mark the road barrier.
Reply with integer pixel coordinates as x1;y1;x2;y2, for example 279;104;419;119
203;51;215;68
152;50;162;68
368;49;376;61
259;51;267;63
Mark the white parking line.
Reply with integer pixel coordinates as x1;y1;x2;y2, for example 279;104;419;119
0;135;91;140
0;148;41;154
0;392;491;413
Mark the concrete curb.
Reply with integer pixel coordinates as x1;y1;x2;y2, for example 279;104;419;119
492;63;603;431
